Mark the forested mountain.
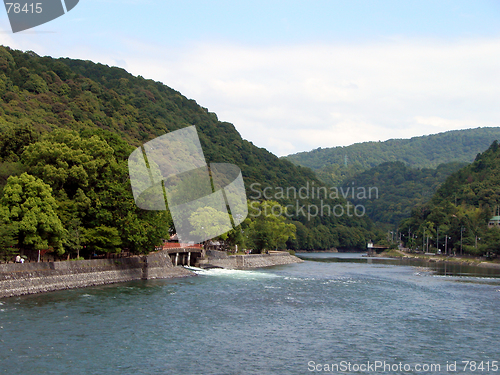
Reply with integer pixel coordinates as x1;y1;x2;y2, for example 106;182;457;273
285;127;500;186
399;141;500;256
0;46;377;258
340;161;467;227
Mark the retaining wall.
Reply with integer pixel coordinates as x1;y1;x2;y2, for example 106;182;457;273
200;252;303;270
0;251;194;298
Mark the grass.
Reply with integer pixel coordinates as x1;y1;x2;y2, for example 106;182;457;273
380;249;405;258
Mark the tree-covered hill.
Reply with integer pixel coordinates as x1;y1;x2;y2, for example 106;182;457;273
0;46;319;190
399;141;500;256
339;161;467;227
284;127;500;186
0;46;378;257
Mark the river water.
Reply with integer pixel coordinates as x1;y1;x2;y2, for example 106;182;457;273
1;253;500;375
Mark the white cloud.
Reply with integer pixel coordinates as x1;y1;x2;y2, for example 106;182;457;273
2;33;499;157
119;38;500;156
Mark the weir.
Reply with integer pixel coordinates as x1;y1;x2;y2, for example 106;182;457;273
164;248;203;267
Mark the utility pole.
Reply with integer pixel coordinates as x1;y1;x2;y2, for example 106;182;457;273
460;227;464;256
445;235;448;256
76;227;80;259
437;227;439;253
423;228;425;252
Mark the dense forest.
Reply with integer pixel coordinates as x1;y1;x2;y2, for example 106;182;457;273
398;141;500;256
0;46;379;260
339;161;467;227
285;127;500;186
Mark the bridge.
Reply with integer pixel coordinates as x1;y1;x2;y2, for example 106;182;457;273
162;243;204;267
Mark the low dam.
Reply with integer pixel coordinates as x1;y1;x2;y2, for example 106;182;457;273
199;250;303;269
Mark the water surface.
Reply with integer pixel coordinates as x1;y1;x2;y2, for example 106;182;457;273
1;253;499;374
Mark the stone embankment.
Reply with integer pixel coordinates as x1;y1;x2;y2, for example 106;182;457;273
0;250;193;298
0;250;303;298
200;250;303;269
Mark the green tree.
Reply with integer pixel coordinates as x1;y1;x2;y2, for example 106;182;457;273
245;201;296;252
64;218;84;259
0;122;39;162
479;228;500;256
0;222;17;262
23;73;48;94
84;225;121;254
0;173;64;254
188;206;233;245
21;130;114;197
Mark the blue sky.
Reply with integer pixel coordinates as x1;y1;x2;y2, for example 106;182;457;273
1;1;500;156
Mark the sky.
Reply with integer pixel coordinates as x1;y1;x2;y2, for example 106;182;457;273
1;0;499;156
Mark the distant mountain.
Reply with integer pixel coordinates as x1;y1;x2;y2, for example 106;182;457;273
339;161;467;227
399;141;500;256
284;127;500;186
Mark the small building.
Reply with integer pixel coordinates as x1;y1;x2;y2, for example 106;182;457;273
488;216;500;229
366;241;388;256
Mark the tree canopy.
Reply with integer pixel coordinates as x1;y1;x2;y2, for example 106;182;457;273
0;173;64;253
399;141;500;256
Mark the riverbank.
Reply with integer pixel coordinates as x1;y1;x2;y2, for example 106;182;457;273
0;250;304;298
0;250;194;299
380;249;500;269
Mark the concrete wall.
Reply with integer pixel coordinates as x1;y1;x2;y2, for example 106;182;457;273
206;250;228;259
200;252;303;270
145;250;193;279
0;251;194;299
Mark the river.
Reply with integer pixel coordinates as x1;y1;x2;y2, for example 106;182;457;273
1;252;500;374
